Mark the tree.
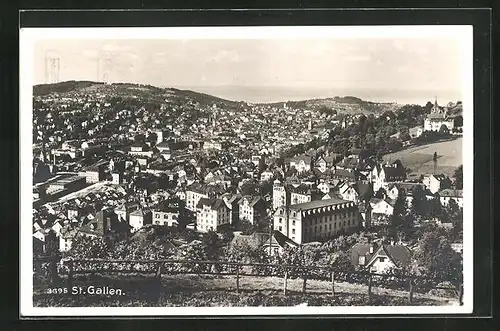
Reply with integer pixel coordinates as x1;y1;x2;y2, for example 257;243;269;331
413;231;463;283
134;133;146;145
411;185;428;218
439;124;449;134
454;115;463;128
239;181;258;196
453;165;463;190
147;132;158;146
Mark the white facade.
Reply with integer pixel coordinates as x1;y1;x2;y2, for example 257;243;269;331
196;203;230;233
186;190;208;211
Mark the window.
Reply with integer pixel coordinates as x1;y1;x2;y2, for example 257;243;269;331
329;224;332;230
164;214;168;219
279;218;282;223
379;257;386;262
358;256;366;265
292;220;295;226
292;229;295;234
155;221;160;225
279;226;282;231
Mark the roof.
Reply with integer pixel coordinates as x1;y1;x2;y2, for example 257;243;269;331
196;198;227;210
290;154;311;164
263;230;299;247
367;244;412;268
130;209;150;217
438;189;463;198
289;198;352;211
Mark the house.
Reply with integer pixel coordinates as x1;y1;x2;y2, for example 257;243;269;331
195;198;231;233
358;202;372;228
185;183;225;211
238;195;267;225
114;201;139;223
365;244;412;274
260;168;274;182
370;161;406;192
314;153;341;173
152;201;181;227
221;193;241;225
350;242;379;269
438;189;463;208
129;208;152;232
272;179;290;210
317;180;338;195
339;182;373;204
369;197;396;222
423;174;452;194
289;154;311;173
273;198;360;244
231;231;270;250
262;230;299;256
59;227;79;252
289;185;322;205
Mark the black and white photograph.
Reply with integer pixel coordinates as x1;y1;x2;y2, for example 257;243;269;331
20;25;473;316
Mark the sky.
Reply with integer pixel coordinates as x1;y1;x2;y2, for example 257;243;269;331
33;36;467;103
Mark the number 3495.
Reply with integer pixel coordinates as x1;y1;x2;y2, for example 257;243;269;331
46;287;68;294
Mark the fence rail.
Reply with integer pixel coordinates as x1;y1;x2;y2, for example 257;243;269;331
33;256;463;305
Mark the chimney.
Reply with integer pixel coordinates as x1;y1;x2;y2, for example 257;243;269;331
369;245;374;254
390;239;394;245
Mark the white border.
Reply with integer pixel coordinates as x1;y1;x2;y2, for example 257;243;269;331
20;25;474;317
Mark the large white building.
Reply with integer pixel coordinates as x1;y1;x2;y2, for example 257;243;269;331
423;99;455;132
195;198;231;232
273;198;361;244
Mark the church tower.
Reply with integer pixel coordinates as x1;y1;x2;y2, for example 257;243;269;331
308;117;313;131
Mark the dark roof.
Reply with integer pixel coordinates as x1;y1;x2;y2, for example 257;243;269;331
438;189;463;198
353;182;373;198
289;197;352;211
196;198;227;210
383;245;412;268
263;230;299;247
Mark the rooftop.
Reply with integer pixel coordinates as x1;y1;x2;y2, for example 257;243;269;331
289;198;352;211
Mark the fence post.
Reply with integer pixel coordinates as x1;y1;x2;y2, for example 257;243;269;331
67;260;74;290
408;276;414;303
331;271;335;296
459;283;463;306
283;267;288;296
50;255;59;285
236;263;240;293
368;271;373;303
156;262;163;280
302;269;307;295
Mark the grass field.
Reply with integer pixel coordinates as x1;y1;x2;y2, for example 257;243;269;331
33;274;458;307
383;138;463;178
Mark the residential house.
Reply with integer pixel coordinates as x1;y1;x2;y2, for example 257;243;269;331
314;153;341;173
222;193;241;224
185;182;225;211
289;185;322;205
129;208;152;232
114;201;139;223
369;198;396;223
289;154;311;173
370;161;406;192
195;198;231;233
260;168;275;182
438;189;463;208
262;230;300;256
350;242;379;269
152;201;181;227
272;179;290;210
364;244;412;274
238;195;267;225
423;174;452;194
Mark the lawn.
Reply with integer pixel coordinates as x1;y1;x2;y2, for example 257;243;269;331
33;274;458;307
383;138;463;177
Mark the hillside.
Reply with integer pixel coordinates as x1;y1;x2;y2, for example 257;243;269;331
33;81;242;109
33;81;401;115
383;138;463;178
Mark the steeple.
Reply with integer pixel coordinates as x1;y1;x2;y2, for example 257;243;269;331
308;117;313;131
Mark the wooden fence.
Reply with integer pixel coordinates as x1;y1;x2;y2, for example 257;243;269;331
34;256;463;305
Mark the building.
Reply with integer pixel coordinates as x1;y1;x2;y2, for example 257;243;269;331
369;197;396;220
350;242;378;269
195;198;231;233
273;198;361;244
370;161;406;192
364;244;412;274
438;189;463;208
238;195;267;225
262;230;300;256
314;153;341;173
423;99;455;132
114;201;140;223
272;179;290;210
185;183;225;211
152;202;181;227
45;175;86;195
129;208;152;232
289;185;322;205
289;155;311;173
423;174;452;194
83;161;108;184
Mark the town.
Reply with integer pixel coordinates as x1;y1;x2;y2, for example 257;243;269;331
32;81;464;290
